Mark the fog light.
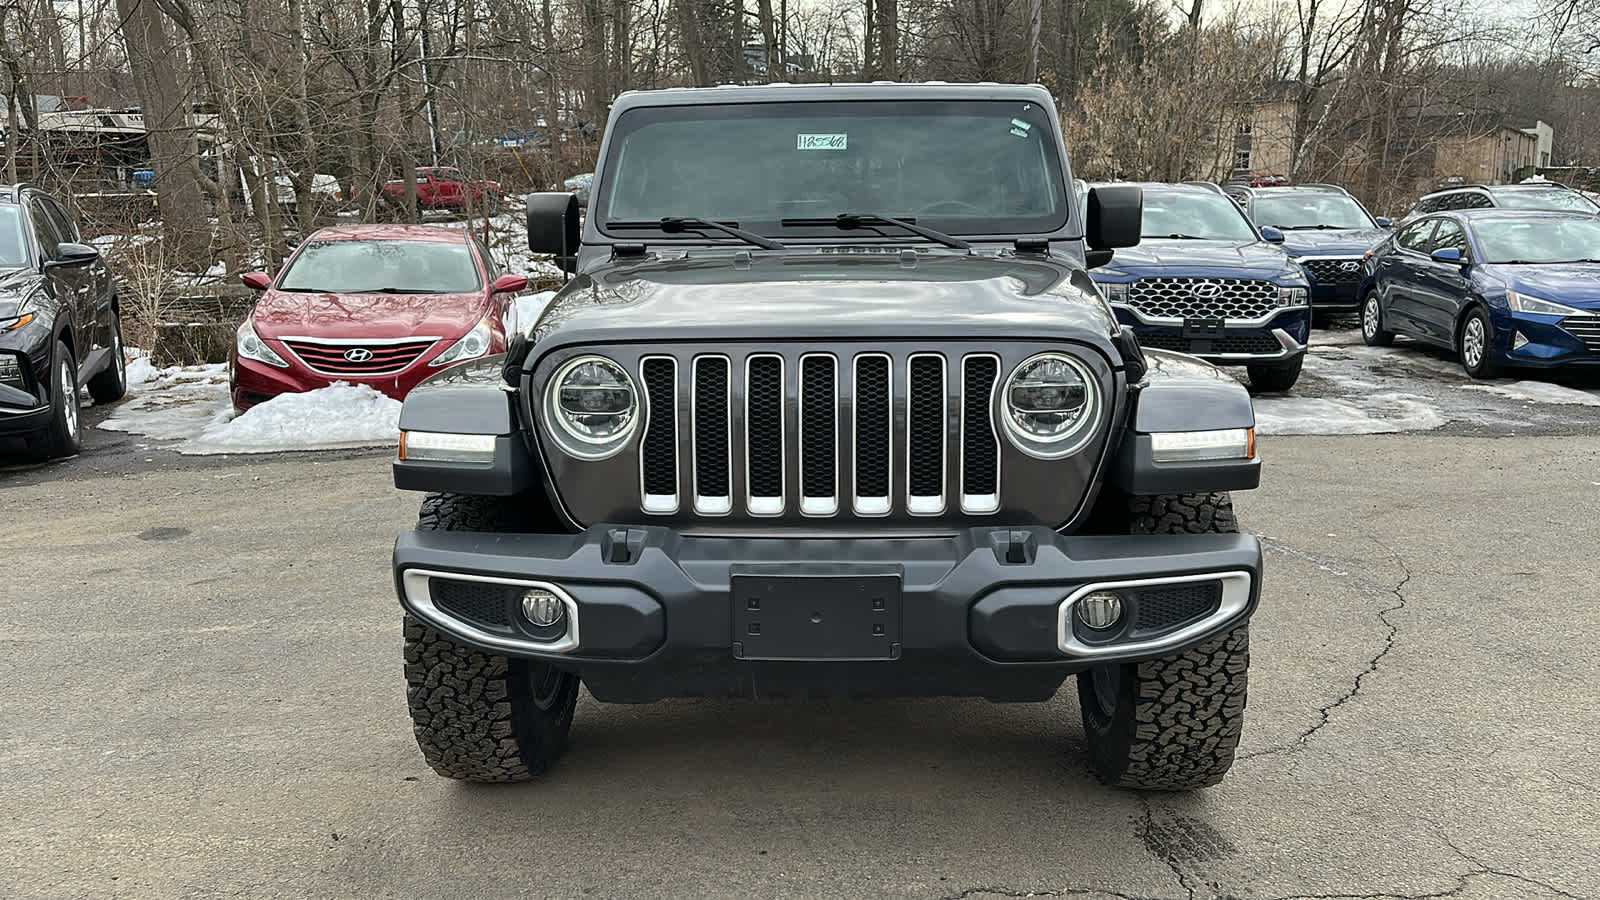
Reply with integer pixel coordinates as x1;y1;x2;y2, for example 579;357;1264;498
521;588;565;627
1512;330;1529;351
1076;591;1124;630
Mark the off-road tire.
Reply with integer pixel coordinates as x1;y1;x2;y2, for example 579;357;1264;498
1077;492;1249;790
1361;290;1394;346
403;492;580;782
1246;354;1303;393
34;340;81;460
87;310;128;404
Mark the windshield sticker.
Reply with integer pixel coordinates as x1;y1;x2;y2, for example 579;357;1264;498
796;133;848;151
1010;118;1033;138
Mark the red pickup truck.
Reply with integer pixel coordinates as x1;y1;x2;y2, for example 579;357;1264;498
381;166;502;213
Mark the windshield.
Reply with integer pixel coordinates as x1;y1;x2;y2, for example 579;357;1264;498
0;205;28;267
1493;189;1600;213
1251;193;1374;230
277;239;481;293
1141;190;1259;241
594;99;1069;239
1471;217;1600;264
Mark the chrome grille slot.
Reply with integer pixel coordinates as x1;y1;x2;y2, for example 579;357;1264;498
853;354;892;516
906;354;947;515
1126;278;1279;321
960;355;1000;514
800;354;839;516
1560;315;1600;352
692;356;732;515
639;357;678;513
744;354;785;515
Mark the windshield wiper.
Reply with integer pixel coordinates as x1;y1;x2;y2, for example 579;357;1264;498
355;287;440;294
780;213;971;250
608;217;786;250
1145;233;1210;240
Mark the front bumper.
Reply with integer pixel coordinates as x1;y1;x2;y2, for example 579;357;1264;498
231;352;435;411
1498;312;1600;369
0;339;50;436
393;524;1262;702
1113;307;1309;365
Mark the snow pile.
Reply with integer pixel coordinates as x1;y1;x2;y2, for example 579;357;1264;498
100;354;401;455
1253;393;1447;435
184;382;400;455
99;360;231;442
1463;381;1600;407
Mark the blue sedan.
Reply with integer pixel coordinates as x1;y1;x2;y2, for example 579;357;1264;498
1360;210;1600;378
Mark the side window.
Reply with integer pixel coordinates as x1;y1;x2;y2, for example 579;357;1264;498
1463;192;1493;209
1429;220;1469;256
472;236;498;277
29;202;63;262
1415;196;1442;214
41;199;80;243
1397;219;1436;252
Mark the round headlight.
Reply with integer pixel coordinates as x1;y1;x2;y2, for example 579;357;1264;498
1001;353;1099;457
547;355;638;453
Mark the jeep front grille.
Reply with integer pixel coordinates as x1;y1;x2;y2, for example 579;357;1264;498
1126;278;1278;321
637;351;1002;518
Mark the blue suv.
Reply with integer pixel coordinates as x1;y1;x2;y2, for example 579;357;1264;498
1226;183;1390;322
1089;182;1312;392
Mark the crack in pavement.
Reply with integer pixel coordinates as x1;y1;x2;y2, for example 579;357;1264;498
1237;536;1412;761
936;887;1170;900
1138;797;1199;900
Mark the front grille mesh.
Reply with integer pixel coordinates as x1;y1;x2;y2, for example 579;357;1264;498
1138;332;1282;355
1302;258;1363;287
907;356;945;501
1127;278;1279;321
640;358;677;498
629;351;1010;519
693;357;731;502
432;580;513;629
282;338;435;375
1560;315;1600;352
1132;582;1222;633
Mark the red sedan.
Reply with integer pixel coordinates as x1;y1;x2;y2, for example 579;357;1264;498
230;224;526;412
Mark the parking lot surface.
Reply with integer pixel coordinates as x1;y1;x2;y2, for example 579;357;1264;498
3;431;1596;899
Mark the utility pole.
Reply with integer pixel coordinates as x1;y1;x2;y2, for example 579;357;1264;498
1026;0;1041;83
417;0;441;165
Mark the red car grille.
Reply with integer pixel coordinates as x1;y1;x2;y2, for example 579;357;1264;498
282;338;437;375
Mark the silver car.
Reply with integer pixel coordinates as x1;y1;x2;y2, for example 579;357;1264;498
562;172;593;208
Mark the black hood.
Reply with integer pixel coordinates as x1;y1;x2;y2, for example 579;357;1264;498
529;252;1118;350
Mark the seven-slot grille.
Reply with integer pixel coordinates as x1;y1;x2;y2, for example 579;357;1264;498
635;352;1003;518
281;337;437;375
1126;278;1279;321
1559;315;1600;353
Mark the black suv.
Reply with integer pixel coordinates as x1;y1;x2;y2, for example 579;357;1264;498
1226;183;1390;320
388;84;1265;791
0;184;126;460
1400;182;1600;224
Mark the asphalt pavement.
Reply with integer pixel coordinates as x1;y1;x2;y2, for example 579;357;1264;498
2;434;1598;899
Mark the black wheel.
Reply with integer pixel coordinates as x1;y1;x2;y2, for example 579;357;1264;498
1457;307;1500;379
34;340;82;460
87;310;128;404
1076;492;1250;790
1246;354;1303;393
1361;290;1394;346
404;492;579;782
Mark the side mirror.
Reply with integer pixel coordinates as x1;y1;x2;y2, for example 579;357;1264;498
491;274;528;294
45;242;99;268
241;271;272;290
1085;184;1142;250
1259;225;1285;243
1430;247;1464;265
1374;216;1393;229
527;192;581;275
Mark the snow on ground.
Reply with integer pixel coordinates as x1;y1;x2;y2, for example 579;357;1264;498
1462;380;1600;407
99;353;400;455
1253;393;1447;436
436;195;567;283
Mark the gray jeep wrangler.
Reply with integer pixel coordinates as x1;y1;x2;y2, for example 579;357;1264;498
390;83;1263;790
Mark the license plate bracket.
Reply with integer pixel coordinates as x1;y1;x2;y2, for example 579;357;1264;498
731;572;902;661
1183;316;1226;353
